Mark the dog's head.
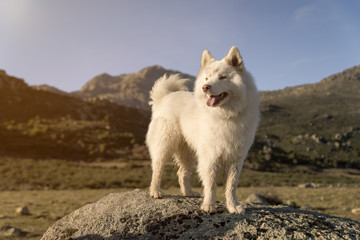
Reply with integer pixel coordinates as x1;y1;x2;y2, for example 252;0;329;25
195;46;250;116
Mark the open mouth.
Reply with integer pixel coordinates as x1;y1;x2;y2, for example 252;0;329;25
206;92;228;107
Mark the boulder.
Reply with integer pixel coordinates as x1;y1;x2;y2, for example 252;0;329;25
41;190;360;240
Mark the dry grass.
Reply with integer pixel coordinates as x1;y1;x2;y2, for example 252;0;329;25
1;158;360;191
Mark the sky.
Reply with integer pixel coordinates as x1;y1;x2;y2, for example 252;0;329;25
0;0;360;92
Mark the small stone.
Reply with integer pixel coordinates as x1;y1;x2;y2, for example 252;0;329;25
285;200;297;208
334;133;344;141
351;208;360;215
301;206;313;211
264;153;272;161
245;193;268;205
1;225;24;237
15;206;30;215
6;227;23;236
311;134;320;143
298;183;316;188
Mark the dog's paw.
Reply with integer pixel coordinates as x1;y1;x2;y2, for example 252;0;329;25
227;204;245;214
201;203;216;213
149;189;163;199
185;190;201;198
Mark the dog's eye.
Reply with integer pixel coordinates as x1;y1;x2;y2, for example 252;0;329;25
219;76;227;80
205;77;208;81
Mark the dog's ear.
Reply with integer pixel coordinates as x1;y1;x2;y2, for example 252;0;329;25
224;46;244;71
201;50;215;69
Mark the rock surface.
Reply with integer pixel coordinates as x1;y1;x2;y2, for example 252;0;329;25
41;190;360;240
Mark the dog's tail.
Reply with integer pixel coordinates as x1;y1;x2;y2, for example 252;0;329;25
149;74;189;108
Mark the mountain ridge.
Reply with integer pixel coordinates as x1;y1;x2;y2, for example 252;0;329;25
1;64;359;168
260;65;360;101
72;65;195;109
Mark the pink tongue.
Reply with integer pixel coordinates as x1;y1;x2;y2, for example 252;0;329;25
206;96;216;107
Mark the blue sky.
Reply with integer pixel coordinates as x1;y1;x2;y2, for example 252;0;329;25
0;0;359;92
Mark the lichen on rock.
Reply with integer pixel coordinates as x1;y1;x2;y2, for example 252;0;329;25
41;189;360;240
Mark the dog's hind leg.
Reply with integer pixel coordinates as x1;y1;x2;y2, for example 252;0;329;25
175;142;200;197
147;118;177;199
224;160;245;214
149;150;170;199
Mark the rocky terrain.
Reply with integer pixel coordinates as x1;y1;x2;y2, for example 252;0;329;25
41;190;360;240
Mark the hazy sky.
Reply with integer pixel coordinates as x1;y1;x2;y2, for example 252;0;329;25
1;0;359;92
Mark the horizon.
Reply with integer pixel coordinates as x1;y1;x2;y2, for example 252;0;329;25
2;63;359;94
1;0;360;92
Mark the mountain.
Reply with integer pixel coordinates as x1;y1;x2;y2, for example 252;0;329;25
72;65;195;109
0;70;150;160
1;65;359;169
252;65;360;169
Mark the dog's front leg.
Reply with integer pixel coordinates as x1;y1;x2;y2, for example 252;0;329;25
225;161;245;214
198;160;217;213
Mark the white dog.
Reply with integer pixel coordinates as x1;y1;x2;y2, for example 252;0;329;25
146;46;260;213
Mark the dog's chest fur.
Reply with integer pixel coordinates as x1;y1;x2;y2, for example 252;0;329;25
181;108;252;161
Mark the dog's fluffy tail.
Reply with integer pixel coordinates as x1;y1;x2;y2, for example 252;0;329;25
149;74;189;108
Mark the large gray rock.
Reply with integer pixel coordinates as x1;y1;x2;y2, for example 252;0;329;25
41;190;360;240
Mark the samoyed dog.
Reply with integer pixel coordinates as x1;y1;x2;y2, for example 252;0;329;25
146;46;260;213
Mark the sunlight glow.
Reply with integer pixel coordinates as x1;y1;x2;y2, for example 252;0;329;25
0;0;32;28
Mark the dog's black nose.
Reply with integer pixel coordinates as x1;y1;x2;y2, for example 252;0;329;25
202;84;211;93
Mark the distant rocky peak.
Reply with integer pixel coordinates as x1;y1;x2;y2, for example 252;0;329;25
74;65;195;109
320;65;360;84
80;73;119;92
0;70;28;90
138;65;165;78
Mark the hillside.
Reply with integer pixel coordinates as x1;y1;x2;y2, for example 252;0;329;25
252;65;360;169
1;65;359;169
0;70;150;160
72;65;195;109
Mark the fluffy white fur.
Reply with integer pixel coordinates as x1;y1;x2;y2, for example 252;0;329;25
146;46;260;213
